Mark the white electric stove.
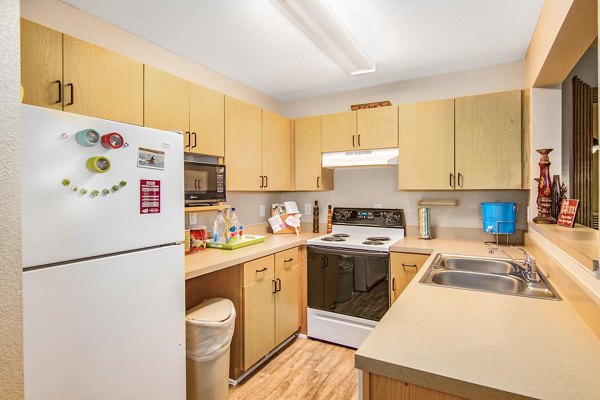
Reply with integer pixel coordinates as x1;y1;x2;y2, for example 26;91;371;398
306;207;405;348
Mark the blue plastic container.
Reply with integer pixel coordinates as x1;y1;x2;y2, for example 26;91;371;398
481;202;517;234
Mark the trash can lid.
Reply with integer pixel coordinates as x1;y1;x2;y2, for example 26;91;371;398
186;298;233;323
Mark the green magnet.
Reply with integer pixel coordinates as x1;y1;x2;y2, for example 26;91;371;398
72;186;79;192
80;188;88;195
91;190;99;197
62;179;71;186
119;180;127;187
86;156;111;173
102;188;110;195
112;185;120;192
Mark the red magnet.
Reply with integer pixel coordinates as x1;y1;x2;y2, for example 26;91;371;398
101;132;124;149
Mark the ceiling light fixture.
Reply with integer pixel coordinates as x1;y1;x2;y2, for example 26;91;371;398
274;0;376;76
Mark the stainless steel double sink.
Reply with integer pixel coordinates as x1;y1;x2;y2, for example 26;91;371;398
420;253;561;300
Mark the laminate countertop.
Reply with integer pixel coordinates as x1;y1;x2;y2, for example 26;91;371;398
184;231;321;280
357;237;600;400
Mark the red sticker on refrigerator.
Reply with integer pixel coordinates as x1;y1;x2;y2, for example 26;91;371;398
140;179;161;214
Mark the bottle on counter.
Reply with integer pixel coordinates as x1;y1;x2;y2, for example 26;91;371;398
313;201;320;233
223;208;232;243
229;207;240;243
212;210;227;243
326;205;333;234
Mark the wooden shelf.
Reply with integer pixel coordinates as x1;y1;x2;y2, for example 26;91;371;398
418;199;459;207
184;204;230;213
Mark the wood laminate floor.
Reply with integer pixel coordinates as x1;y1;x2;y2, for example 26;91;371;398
228;337;358;400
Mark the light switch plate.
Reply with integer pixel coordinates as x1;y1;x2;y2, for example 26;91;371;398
305;203;312;215
374;203;384;209
259;204;266;217
188;212;197;225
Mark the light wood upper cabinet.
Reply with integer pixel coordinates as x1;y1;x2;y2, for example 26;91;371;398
455;90;522;189
322;111;357;152
274;248;300;346
144;65;190;134
262;110;291;191
20;19;63;110
225;96;263;191
390;253;430;304
294;116;333;191
357;106;398;149
398;99;455;190
189;83;225;157
63;35;143;125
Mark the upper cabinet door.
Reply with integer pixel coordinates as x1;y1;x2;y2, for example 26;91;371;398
189;83;224;157
357;106;398;149
262;110;291;191
294;116;322;191
20;19;63;110
398;99;455;190
144;65;190;139
321;111;356;152
455;91;522;189
225;97;263;191
63;35;143;125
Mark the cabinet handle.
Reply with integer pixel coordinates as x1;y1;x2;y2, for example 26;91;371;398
259;175;264;188
322;256;328;268
272;279;277;294
256;267;267;273
317;176;320;189
276;278;281;292
65;83;74;106
264;175;268;188
402;263;418;271
352;134;355;147
450;173;455;188
392;277;396;292
53;80;62;104
284;258;294;263
185;131;191;150
192;132;197;149
457;173;463;188
358;134;361;147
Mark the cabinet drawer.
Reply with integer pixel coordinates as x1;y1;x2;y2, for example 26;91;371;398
391;252;430;270
243;255;274;286
275;247;298;271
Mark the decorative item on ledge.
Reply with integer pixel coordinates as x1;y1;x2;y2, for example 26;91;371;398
418;199;459;207
557;199;580;227
551;175;562;220
533;148;557;224
350;100;391;111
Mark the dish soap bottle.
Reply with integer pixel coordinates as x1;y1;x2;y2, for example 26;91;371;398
313;201;319;233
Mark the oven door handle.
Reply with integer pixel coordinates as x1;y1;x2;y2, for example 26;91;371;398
308;245;389;258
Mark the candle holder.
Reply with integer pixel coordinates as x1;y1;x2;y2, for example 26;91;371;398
533;149;557;224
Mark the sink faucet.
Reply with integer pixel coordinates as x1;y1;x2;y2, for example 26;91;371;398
489;246;539;282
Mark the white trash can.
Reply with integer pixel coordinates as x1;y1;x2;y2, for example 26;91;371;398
185;298;236;400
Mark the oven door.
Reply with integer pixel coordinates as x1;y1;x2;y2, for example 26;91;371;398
184;163;226;205
308;245;389;322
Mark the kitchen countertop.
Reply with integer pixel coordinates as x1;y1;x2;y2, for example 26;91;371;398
185;231;321;280
356;237;600;400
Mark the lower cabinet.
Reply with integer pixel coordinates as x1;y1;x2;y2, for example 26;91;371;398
390;252;430;304
242;247;300;370
363;372;467;400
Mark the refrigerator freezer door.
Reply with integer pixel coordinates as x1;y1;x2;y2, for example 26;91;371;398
23;245;185;400
21;105;184;268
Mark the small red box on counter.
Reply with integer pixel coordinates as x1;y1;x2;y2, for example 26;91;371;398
557;199;579;227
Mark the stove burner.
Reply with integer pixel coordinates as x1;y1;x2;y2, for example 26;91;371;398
366;236;391;242
322;236;346;242
332;233;350;238
363;241;384;245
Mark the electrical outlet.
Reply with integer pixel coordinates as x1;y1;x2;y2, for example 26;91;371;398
259;204;266;217
188;212;197;225
305;203;312;215
374;203;384;209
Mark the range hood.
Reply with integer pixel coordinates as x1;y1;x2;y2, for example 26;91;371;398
322;148;398;168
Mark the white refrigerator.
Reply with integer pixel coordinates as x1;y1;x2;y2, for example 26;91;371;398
21;105;186;400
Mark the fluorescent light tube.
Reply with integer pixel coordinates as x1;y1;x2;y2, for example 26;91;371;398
322;148;398;168
275;0;376;76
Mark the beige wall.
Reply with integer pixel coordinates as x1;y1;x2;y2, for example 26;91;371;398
281;60;525;118
20;0;282;114
0;0;24;398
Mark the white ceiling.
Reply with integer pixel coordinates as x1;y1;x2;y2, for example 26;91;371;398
62;0;543;102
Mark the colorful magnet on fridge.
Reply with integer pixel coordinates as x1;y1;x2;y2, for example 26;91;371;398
86;156;111;173
62;179;71;186
102;188;110;195
80;188;88;195
75;129;101;147
91;190;99;197
119;180;127;187
112;185;120;192
101;132;124;149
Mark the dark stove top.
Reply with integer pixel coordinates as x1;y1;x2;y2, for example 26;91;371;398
362;240;385;245
321;236;346;242
366;236;390;242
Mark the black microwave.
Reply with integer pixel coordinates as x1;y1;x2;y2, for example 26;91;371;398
184;154;226;206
